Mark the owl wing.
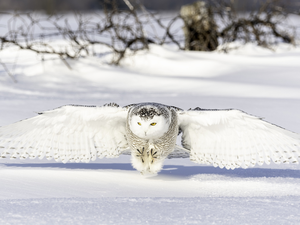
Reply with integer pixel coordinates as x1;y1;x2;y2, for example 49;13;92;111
177;108;300;169
0;104;129;163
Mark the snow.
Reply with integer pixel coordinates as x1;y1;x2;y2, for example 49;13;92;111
1;15;300;224
1;197;300;225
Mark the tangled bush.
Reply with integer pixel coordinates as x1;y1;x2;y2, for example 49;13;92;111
0;0;298;71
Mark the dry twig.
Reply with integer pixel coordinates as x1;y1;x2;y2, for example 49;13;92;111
0;60;17;83
0;0;297;70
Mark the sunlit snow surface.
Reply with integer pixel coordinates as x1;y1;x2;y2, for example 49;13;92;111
1;29;300;224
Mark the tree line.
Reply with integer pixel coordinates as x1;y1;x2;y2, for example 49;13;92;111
0;0;299;13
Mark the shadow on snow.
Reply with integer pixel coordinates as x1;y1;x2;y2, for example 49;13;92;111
3;162;300;179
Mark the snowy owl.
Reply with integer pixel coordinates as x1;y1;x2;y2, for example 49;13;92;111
0;102;299;175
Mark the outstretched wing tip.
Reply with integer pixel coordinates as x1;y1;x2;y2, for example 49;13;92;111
0;104;129;163
178;108;300;170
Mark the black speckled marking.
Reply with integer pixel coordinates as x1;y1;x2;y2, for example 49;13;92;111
103;102;120;107
130;103;171;121
136;107;161;120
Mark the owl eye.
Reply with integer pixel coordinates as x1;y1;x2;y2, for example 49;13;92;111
150;122;157;126
137;122;141;126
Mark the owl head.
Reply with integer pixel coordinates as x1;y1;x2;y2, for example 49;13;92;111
128;103;171;140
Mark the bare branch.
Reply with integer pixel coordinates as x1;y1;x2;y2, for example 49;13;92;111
0;0;297;68
123;0;134;11
0;60;17;83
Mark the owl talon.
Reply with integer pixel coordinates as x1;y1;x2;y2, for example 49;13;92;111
150;149;157;158
136;148;146;163
137;147;145;155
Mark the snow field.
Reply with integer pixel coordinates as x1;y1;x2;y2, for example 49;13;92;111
0;14;300;224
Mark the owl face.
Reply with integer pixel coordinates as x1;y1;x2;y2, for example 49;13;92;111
129;115;170;139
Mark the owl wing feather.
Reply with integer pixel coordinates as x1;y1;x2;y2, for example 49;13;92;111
0;104;129;163
177;108;300;169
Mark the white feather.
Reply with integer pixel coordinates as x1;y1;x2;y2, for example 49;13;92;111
2;102;300;175
0;105;128;163
178;109;300;169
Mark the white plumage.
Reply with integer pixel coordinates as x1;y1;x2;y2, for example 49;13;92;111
0;102;299;175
